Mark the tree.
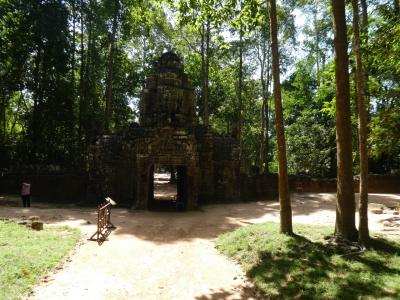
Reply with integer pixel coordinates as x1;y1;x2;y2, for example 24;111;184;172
253;19;271;173
367;2;400;172
104;0;120;133
282;61;336;177
352;0;369;245
172;0;225;128
269;0;292;234
331;0;357;241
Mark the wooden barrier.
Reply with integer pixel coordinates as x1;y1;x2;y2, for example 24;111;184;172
89;199;116;244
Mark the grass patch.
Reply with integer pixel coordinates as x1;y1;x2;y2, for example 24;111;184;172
0;220;80;299
216;222;400;299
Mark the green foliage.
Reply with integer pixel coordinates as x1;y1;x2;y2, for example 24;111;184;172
0;0;173;168
217;222;400;299
366;3;400;172
369;104;400;170
0;0;398;175
0;221;80;299
282;61;336;177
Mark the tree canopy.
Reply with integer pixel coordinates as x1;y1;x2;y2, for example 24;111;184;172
0;0;398;178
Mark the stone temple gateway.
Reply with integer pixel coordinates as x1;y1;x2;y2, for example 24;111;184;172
89;52;240;209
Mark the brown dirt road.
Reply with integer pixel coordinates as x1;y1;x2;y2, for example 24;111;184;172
1;193;399;300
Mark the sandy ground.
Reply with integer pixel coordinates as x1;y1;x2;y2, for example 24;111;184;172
154;173;177;201
1;193;400;300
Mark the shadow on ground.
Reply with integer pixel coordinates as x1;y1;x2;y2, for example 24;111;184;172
194;285;264;300
244;235;400;299
1;193;399;245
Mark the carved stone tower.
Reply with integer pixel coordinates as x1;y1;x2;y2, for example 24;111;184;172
135;52;199;209
89;52;241;210
139;52;195;129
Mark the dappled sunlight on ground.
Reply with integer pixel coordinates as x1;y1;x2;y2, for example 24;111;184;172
0;192;399;299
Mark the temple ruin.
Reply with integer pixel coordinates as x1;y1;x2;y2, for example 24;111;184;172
89;52;240;209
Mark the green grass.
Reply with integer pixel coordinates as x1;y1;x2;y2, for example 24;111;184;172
216;222;400;299
0;220;80;300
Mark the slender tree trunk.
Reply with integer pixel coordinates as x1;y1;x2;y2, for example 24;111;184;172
78;0;85;166
360;0;370;115
332;0;357;241
265;43;271;173
260;54;266;170
360;0;368;42
353;0;369;246
314;6;320;80
238;26;243;162
269;0;292;234
85;0;94;141
259;37;271;173
72;0;76;94
32;38;43;162
10;93;24;135
200;23;206;126
0;96;5;143
204;19;210;128
104;0;119;133
0;93;6;166
142;37;147;90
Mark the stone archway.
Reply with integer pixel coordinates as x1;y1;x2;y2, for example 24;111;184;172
135;153;198;210
147;164;189;211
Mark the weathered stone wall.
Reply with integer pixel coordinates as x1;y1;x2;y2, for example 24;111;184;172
240;173;278;200
195;127;214;204
211;137;241;202
2;171;398;205
290;175;400;193
0;172;87;203
88;135;136;206
240;174;400;201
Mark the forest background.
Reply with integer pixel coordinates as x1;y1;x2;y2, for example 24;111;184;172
0;0;399;177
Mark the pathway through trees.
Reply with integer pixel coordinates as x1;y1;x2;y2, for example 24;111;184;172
1;193;399;299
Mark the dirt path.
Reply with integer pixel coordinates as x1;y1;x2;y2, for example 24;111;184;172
1;193;399;300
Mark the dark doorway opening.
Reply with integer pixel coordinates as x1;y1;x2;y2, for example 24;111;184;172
149;164;187;211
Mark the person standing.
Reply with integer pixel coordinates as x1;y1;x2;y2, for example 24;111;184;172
21;179;31;207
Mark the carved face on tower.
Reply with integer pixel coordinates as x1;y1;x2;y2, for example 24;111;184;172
139;52;195;129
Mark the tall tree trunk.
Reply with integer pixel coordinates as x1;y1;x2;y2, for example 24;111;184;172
84;0;94;142
238;25;243;163
10;93;23;135
0;93;6;166
204;19;210;128
142;37;147;90
332;0;357;241
32;36;43;162
265;43;271;173
260;52;266;171
314;5;320;80
360;0;370;115
200;22;206;126
78;0;86;167
0;96;5;144
353;0;369;245
260;37;271;173
72;0;76;95
104;0;119;133
269;0;292;234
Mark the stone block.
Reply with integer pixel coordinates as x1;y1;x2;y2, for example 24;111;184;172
31;221;44;231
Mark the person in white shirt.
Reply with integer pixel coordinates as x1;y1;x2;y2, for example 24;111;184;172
21;179;31;207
